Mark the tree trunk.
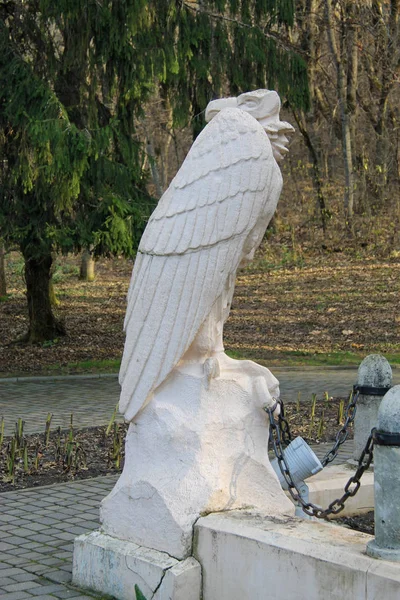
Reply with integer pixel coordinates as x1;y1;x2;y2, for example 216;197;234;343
374;89;391;202
0;244;6;297
23;251;65;343
325;0;355;229
79;249;95;282
49;280;60;307
146;137;164;199
292;109;329;232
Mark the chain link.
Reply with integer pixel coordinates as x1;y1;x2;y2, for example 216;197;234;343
321;389;360;467
276;398;292;446
265;405;374;519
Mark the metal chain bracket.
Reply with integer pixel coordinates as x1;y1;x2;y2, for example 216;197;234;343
265;405;374;518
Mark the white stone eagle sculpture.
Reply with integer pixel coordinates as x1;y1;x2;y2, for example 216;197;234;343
119;89;294;422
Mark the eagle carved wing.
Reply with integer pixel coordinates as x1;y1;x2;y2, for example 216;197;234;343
119;107;282;421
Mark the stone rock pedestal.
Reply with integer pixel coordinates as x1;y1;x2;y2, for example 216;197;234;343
72;361;293;598
73;531;201;600
101;366;293;560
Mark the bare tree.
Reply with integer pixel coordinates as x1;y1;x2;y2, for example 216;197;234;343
324;0;358;228
0;243;6;297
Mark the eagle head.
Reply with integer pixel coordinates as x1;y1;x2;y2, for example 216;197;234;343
205;89;294;162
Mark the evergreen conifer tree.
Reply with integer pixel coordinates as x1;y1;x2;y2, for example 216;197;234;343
0;0;308;342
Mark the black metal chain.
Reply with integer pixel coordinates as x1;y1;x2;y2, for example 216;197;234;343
274;389;359;464
276;398;292;446
265;406;374;518
321;389;360;467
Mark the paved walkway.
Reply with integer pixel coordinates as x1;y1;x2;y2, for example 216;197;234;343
0;376;123;436
2;367;398;436
0;369;376;598
0;476;118;599
0;437;355;600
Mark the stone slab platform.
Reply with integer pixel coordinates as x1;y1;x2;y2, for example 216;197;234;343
73;531;201;600
307;463;374;516
195;511;400;600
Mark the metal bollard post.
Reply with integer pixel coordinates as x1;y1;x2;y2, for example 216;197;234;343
353;354;392;461
367;385;400;561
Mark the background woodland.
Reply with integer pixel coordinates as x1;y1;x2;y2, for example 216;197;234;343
0;0;399;370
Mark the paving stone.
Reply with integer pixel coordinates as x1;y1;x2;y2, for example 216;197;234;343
53;553;72;560
0;516;19;524
6;530;34;539
0;571;26;579
55;533;74;542
77;500;100;507
21;522;50;532
31;518;58;526
18;543;42;551
29;584;66;596
0;560;26;568
4;511;30;518
64;518;87;525
64;527;89;536
26;534;56;544
4;539;29;548
0;579;17;588
40;558;66;567
58;565;72;574
2;582;41;593
9;575;40;585
46;571;72;584
59;544;74;552
55;509;79;517
45;540;69;549
69;521;97;530
17;552;44;561
0;544;16;552
0;592;33;599
51;523;75;531
21;566;49;576
35;546;58;555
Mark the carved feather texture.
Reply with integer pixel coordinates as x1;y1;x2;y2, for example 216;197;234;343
119;107;282;421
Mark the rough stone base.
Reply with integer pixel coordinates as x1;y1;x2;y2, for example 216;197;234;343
72;531;201;600
101;364;293;559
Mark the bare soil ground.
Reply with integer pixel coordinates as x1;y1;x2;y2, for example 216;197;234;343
0;424;127;493
337;512;375;535
1;248;400;376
